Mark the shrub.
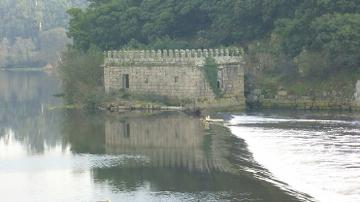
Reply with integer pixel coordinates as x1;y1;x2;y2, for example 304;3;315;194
58;46;104;109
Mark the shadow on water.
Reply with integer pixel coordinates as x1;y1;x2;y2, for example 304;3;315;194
61;110;106;154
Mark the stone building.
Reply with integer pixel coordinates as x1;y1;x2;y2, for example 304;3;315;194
103;48;245;104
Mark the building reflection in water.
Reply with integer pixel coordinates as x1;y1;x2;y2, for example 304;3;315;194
104;112;233;173
92;112;304;201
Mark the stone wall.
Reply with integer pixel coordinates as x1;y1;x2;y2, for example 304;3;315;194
247;82;360;111
104;64;214;99
104;49;245;103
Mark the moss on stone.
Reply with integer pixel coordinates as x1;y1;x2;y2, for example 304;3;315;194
204;57;221;97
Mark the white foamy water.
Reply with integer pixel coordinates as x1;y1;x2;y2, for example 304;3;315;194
228;114;360;202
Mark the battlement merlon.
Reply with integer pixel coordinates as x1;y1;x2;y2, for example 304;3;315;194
103;48;245;66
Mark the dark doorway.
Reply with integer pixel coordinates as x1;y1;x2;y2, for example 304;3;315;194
123;123;130;138
123;74;129;89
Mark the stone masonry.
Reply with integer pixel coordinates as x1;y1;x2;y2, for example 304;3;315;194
104;49;245;103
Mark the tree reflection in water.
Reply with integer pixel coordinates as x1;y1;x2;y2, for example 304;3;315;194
0;70;61;154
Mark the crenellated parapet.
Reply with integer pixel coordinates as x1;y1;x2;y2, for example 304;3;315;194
104;48;244;66
104;47;246;103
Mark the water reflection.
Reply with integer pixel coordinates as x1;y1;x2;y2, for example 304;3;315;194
97;112;306;201
0;71;61;154
104;112;233;173
61;110;106;154
56;109;306;201
0;71;306;202
0;71;58;107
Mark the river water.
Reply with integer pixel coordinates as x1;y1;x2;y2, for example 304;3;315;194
0;70;359;202
229;112;360;202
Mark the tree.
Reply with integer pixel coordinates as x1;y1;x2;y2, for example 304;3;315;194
65;0;360;77
0;0;88;68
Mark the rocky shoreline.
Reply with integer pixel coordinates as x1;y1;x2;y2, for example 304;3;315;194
101;103;184;112
99;96;246;114
249;98;360;111
246;82;360;111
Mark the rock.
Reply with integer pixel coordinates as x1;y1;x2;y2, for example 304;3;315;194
322;91;328;97
277;90;288;97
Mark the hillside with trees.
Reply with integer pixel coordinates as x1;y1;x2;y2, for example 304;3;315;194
67;0;360;76
0;0;87;68
60;0;360;107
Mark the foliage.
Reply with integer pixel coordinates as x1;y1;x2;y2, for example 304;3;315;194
64;0;360;101
0;0;87;68
294;50;329;78
67;0;360;79
66;0;283;50
285;69;360;98
0;37;39;68
58;46;104;109
274;1;360;75
204;57;221;97
310;13;360;72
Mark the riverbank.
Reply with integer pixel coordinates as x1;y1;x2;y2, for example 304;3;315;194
0;67;44;71
98;96;246;114
0;65;56;72
246;72;360;111
248;98;360;111
54;47;360;113
99;94;360;113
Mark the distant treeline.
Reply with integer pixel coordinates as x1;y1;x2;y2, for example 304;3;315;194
0;0;87;68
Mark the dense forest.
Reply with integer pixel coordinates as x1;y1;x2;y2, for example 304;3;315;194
0;0;87;68
67;0;360;78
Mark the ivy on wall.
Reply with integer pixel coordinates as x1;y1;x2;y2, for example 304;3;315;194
204;57;221;97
